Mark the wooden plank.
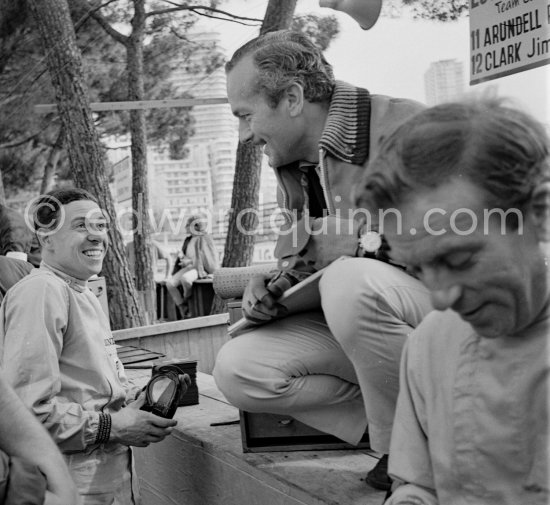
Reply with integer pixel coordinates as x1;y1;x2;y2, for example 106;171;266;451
117;349;147;357
119;352;164;365
115;344;165;365
35;97;229;114
113;316;231;374
130;372;386;505
113;314;229;340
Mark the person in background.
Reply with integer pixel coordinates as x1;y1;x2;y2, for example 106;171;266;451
0;202;42;266
0;370;80;505
165;214;218;318
213;30;433;490
0;188;178;504
0;204;37;303
357;97;550;504
0;254;33;304
0;203;34;260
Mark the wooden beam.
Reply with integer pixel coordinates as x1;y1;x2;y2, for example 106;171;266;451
35;97;229;114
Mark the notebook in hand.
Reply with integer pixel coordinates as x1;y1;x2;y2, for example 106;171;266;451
227;266;326;337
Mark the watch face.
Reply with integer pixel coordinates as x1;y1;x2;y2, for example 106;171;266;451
359;231;382;253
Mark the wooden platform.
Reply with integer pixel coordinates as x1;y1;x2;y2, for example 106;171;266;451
128;370;386;505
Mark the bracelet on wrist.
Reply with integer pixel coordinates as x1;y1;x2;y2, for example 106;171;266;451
94;413;112;444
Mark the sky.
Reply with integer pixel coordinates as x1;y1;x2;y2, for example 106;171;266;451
197;0;550;125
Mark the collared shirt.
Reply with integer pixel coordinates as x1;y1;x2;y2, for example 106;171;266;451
387;309;550;505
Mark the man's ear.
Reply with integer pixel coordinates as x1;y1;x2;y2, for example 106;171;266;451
36;230;53;251
285;83;305;117
528;181;550;241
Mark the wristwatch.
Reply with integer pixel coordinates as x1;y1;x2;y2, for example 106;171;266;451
357;229;383;258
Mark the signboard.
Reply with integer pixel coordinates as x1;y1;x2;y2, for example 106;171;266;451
470;0;550;84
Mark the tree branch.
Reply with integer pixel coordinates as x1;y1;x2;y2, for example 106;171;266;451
0;130;44;149
73;0;121;31
104;144;131;150
146;4;262;24
168;26;191;42
73;0;129;45
187;9;261;26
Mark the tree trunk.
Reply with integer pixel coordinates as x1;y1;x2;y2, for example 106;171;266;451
40;126;64;194
28;0;144;329
260;0;298;35
0;172;6;205
210;0;297;315
222;142;263;268
127;0;155;324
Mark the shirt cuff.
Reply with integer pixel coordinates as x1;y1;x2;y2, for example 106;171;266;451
84;411;101;447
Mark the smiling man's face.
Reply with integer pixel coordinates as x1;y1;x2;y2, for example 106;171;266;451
40;200;108;280
226;55;306;168
383;177;547;338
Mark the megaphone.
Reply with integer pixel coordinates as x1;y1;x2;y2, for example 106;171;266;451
319;0;383;30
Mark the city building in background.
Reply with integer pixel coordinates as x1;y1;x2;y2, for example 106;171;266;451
149;144;213;220
424;59;465;106
108;31;280;263
169;31;238;214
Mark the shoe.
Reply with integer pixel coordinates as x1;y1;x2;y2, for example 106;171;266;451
366;454;392;491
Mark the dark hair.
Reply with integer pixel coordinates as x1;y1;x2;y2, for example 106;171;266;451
186;214;207;235
32;188;98;232
226;30;335;107
357;97;550;222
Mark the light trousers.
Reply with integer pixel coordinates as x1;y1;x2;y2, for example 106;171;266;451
213;258;432;452
65;448;140;505
165;267;198;305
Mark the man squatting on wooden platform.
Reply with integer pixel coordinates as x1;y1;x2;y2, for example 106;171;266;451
213;30;433;491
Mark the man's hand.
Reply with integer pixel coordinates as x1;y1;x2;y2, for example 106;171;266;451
110;399;177;447
241;273;288;323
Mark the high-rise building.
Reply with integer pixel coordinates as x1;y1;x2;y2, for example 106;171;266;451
149;143;213;219
424;59;465;106
170;31;238;214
